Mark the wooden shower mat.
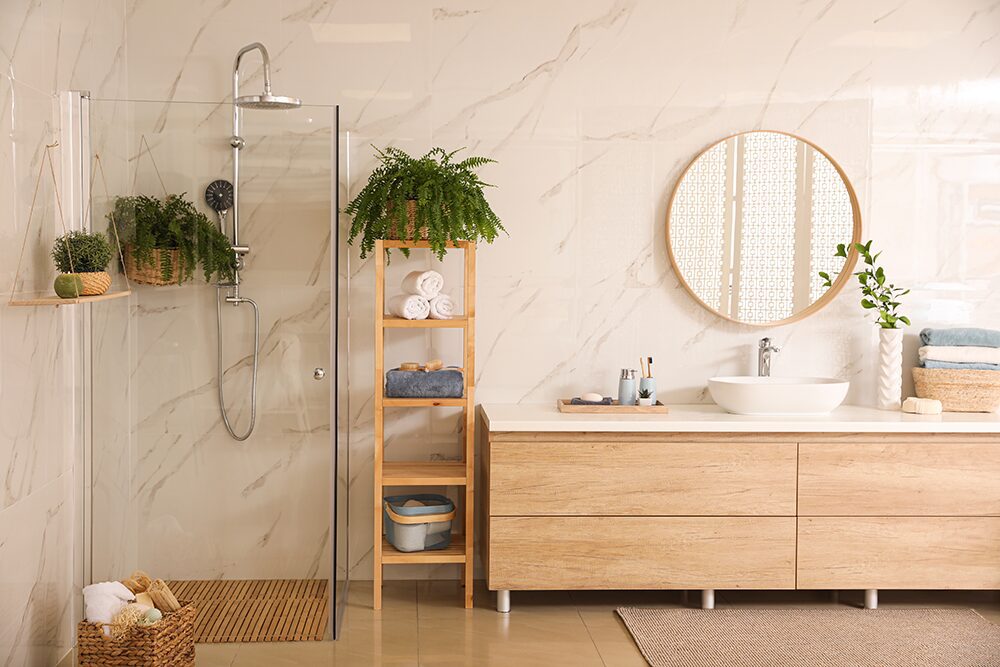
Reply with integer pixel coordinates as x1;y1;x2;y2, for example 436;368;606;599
167;579;329;643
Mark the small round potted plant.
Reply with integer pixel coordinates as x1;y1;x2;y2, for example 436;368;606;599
51;230;114;298
345;146;505;260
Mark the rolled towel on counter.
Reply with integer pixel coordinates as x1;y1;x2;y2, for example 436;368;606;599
920;327;1000;348
428;293;455;320
401;270;444;299
921;360;1000;371
388;294;430;320
918;345;1000;365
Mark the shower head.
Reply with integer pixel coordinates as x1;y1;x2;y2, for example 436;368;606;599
232;42;301;111
205;179;234;212
235;93;301;110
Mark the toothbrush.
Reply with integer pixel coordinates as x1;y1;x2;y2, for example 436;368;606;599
648;356;653;378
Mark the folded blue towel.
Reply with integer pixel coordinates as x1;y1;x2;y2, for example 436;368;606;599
920;327;1000;348
570;396;613;405
921;360;1000;371
385;367;464;398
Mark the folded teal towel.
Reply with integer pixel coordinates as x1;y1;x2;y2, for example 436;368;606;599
921;360;1000;371
920;327;1000;348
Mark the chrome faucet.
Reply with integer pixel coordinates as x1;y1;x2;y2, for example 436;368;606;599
758;337;780;377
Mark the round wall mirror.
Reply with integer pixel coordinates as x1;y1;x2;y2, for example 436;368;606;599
666;131;861;326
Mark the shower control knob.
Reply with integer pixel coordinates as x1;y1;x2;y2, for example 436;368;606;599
313;367;326;381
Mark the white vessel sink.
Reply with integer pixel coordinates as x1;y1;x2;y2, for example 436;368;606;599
708;376;850;416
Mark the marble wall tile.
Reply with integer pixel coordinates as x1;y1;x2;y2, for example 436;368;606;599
1;1;128;664
120;0;1000;584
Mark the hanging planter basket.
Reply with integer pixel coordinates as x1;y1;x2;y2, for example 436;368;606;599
124;244;185;286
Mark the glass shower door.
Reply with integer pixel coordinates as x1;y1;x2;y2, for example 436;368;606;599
87;98;348;639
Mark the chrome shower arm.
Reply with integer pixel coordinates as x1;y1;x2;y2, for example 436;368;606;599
233;42;273;100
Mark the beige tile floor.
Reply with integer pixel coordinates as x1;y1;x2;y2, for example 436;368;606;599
192;583;1000;667
68;583;1000;666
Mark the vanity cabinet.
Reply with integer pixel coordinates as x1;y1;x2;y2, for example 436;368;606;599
480;405;1000;612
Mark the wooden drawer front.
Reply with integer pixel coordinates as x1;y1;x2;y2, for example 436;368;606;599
488;517;795;590
489;441;796;516
797;517;1000;589
798;442;1000;516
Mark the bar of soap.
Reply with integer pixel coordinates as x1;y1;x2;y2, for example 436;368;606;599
902;397;942;415
424;359;444;371
581;392;604;403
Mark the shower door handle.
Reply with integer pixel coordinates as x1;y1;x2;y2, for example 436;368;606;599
313;367;326;380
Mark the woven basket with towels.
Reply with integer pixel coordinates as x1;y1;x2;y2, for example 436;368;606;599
914;327;1000;412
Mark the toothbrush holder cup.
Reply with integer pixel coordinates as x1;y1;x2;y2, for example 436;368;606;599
638;377;657;404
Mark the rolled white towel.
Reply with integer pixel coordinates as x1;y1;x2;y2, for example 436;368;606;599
428;293;455;320
84;581;135;636
401;270;444;299
388;294;430;320
918;345;1000;365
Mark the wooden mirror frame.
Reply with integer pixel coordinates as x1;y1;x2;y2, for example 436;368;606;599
665;130;862;327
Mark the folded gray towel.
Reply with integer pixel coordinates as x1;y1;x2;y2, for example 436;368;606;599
570;396;613;405
920;327;1000;348
921;360;1000;371
385;367;463;398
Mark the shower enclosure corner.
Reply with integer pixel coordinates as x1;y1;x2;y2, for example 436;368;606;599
77;80;349;640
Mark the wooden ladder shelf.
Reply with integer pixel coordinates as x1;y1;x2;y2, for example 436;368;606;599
373;239;476;610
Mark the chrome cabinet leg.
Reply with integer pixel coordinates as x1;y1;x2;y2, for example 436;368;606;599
864;589;878;610
702;589;715;610
497;589;510;613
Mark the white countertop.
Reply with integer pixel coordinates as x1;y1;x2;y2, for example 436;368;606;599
480;403;1000;433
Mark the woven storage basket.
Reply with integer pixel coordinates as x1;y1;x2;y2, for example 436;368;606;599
125;244;185;286
77;603;196;667
386;200;428;240
77;271;112;296
912;367;1000;413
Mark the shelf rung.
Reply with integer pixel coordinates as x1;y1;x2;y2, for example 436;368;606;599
382;397;466;407
382;315;468;328
381;240;469;249
383;462;467;486
381;535;466;564
8;289;131;306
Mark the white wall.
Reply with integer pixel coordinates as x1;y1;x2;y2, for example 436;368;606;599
0;0;127;664
121;0;1000;581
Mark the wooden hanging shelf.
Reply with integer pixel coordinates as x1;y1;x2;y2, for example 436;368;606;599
8;290;131;307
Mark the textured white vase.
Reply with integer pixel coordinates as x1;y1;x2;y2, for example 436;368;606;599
877;328;904;410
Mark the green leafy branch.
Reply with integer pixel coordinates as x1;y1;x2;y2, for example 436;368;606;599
819;240;910;329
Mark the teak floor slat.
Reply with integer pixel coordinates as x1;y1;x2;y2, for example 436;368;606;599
166;579;329;643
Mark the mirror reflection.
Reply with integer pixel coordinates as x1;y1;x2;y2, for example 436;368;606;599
667;131;859;325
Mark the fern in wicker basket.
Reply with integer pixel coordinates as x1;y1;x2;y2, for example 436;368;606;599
109;193;235;285
345;146;504;260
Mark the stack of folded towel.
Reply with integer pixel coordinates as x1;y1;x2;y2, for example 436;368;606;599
387;270;456;320
918;328;1000;371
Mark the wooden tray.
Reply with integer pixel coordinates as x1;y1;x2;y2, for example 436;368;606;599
557;399;669;414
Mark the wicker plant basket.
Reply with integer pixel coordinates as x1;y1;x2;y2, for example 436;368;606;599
77;271;112;296
913;367;1000;413
125;244;185;286
386;200;428;240
77;603;196;667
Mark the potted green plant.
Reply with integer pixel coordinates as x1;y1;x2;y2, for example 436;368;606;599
820;240;910;410
345;146;504;260
109;193;235;285
637;388;654;407
51;230;114;298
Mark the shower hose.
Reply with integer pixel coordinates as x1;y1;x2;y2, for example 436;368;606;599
216;286;260;441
